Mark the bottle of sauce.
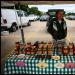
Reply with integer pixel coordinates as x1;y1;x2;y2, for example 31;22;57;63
58;47;62;55
15;42;20;55
37;44;42;55
58;44;62;55
27;42;31;54
69;43;74;55
63;46;68;56
48;41;53;55
31;45;36;55
48;41;53;49
73;45;75;55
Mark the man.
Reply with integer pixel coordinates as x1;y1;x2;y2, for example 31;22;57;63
47;10;67;43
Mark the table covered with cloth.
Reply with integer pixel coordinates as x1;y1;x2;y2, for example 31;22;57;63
4;51;75;74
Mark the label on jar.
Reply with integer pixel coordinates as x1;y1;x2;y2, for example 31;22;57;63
58;52;62;55
69;52;73;55
73;51;75;55
69;48;73;51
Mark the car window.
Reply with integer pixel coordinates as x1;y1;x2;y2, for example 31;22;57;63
17;11;23;17
24;12;28;16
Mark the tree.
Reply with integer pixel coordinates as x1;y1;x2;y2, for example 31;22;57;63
36;10;44;16
2;4;44;16
28;7;38;14
66;12;75;16
28;7;43;16
15;4;28;12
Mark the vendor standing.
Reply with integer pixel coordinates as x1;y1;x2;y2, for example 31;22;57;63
47;10;67;42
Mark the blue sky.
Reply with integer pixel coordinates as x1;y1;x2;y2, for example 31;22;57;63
28;4;75;13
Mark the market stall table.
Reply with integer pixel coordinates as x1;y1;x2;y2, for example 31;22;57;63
4;41;75;74
4;52;75;74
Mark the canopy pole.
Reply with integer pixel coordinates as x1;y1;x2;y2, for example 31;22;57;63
18;1;25;44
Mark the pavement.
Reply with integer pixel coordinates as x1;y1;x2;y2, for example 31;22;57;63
1;19;75;74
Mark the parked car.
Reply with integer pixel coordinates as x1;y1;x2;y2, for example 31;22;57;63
65;16;69;19
35;15;40;20
40;15;49;21
1;8;31;32
28;14;38;21
47;9;65;19
66;16;75;20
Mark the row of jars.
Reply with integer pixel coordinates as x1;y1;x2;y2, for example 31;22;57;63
58;43;75;56
14;41;75;55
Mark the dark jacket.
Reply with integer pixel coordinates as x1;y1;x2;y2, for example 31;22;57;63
47;18;67;40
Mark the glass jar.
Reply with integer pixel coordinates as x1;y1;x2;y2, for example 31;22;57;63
73;45;75;55
63;46;68;56
15;42;20;50
48;50;52;55
15;42;20;55
27;42;31;48
48;41;53;48
69;48;73;55
69;43;74;55
69;43;74;49
57;43;62;55
58;47;62;55
15;48;19;55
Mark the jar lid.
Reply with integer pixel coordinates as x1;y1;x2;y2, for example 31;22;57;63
48;41;53;44
16;42;20;44
27;42;31;45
